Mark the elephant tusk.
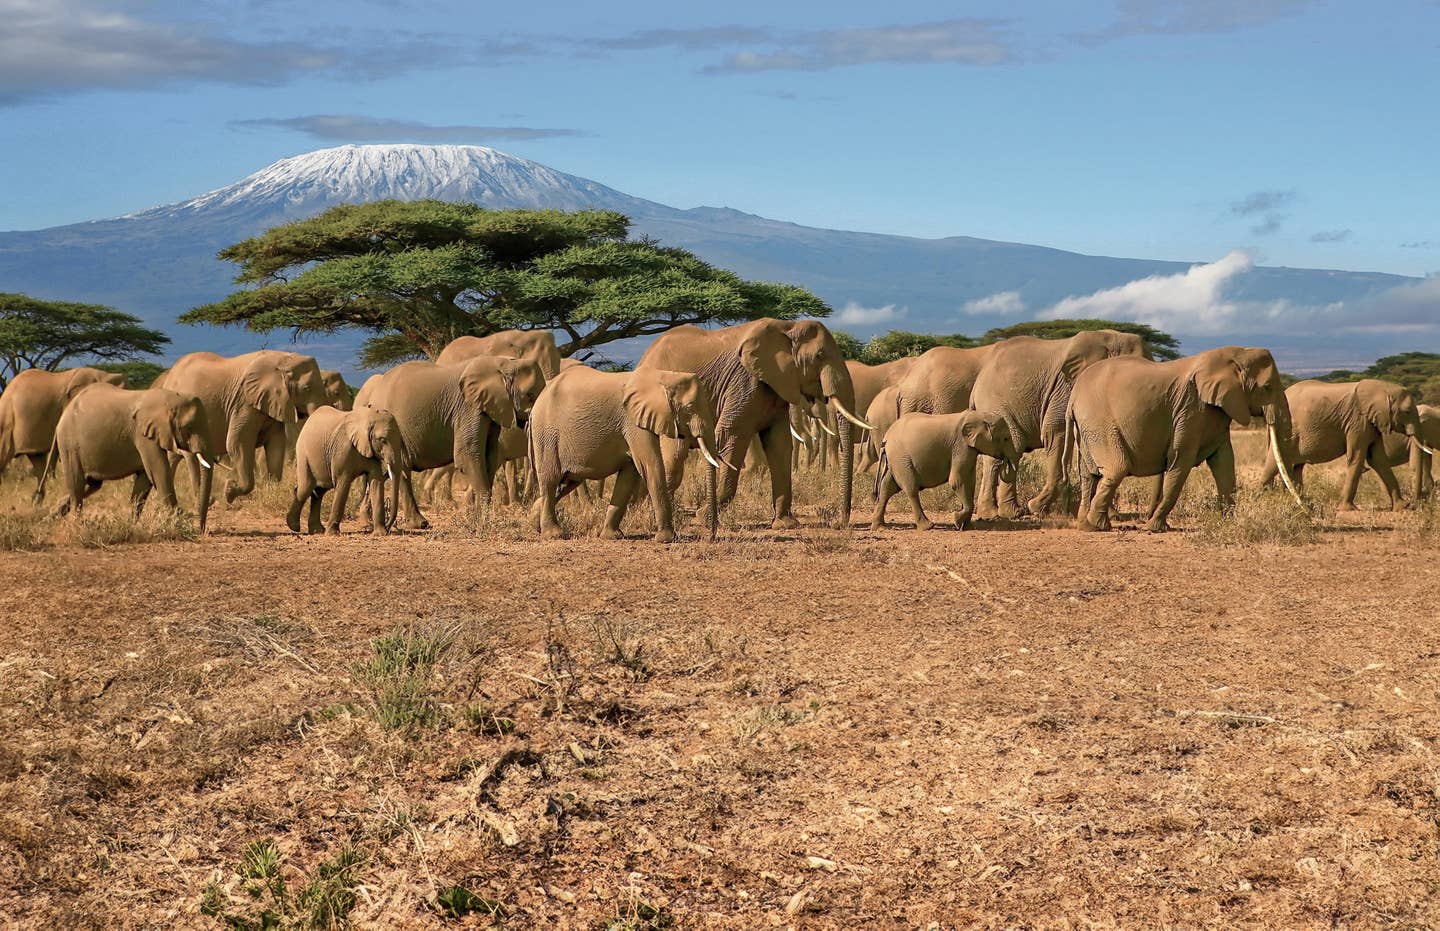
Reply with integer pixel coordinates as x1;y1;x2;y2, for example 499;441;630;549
386;465;394;481
810;414;838;438
698;442;723;471
1269;424;1305;507
789;424;808;444
830;396;876;432
197;454;212;470
1417;441;1438;456
700;436;741;472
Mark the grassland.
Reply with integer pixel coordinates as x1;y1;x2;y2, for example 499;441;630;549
1;430;1438;928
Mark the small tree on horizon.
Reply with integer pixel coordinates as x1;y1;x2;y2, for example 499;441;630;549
0;293;170;390
981;319;1182;361
183;200;829;368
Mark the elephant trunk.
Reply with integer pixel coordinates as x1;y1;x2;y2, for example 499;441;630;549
197;456;212;533
706;458;718;541
383;449;404;532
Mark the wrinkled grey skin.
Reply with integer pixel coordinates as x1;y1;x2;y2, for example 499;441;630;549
1068;346;1296;532
968;331;1146;518
637;318;862;529
870;411;1020;531
1380;404;1440;498
288;406;408;535
0;367;125;497
1259;378;1423;509
152;350;328;504
528;366;723;542
47;384;217;530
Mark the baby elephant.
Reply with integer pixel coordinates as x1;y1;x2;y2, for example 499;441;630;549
288;406;407;535
47;383;218;530
871;411;1018;531
529;366;728;542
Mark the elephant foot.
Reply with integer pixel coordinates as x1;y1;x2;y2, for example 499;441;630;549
654;529;676;544
974;505;998;520
541;525;566;540
997;503;1023;519
954;513;972;531
1144;518;1170;533
1336;501;1357;512
868;519;886;531
403;516;431;531
372;525;388;536
771;515;800;530
285;515;301;533
1076;514;1102;532
597;527;623;540
915;519;933;532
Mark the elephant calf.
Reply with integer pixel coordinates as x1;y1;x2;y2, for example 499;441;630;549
871;411;1019;531
47;384;218;530
528;366;727;542
288;406;407;535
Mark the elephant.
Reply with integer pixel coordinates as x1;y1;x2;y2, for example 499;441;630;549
1381;404;1440;497
287;406;407;535
529;366;726;542
1258;379;1424;510
45;383;218;530
969;331;1146;517
436;330;562;379
870;411;1020;531
860;385;902;472
636;318;870;529
354;355;544;528
433;331;562;503
321;370;354;411
1068;346;1300;532
835;357;916;469
0;367;126;493
895;344;1000;416
152;350;329;503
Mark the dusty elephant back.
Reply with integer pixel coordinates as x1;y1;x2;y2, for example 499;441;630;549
2;368;118;456
846;358;915;416
896;344;998;414
55;383;146;479
356;362;461;470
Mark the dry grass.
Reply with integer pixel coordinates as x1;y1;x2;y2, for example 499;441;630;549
3;431;1440;926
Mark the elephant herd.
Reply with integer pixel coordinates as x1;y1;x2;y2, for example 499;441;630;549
0;319;1436;541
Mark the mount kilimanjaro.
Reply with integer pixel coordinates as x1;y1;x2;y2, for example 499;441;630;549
0;144;1417;374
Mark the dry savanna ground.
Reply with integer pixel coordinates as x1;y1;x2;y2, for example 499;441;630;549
2;430;1439;928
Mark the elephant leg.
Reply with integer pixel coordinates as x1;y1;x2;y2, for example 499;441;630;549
263;430;286;482
995;459;1022;518
306;487;325;535
632;433;676;543
535;475;576;539
286;471;311;533
1081;466;1128;532
129;473;153;518
224;434;259;504
950;456;978;531
714;437;746;508
870;471;900;529
1077;470;1097;524
1337;443;1367;511
761;422;799;530
365;470;387;534
975;456;1000;519
1365;444;1407;510
599;463;642;540
327;472;357;534
900;472;933;531
1206;439;1237;512
401;471;430;530
1146;462;1194;533
1027;442;1068;515
1142;475;1163;523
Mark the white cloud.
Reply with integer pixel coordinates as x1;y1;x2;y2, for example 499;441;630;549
962;290;1026;316
836;302;906;325
1040;250;1263;333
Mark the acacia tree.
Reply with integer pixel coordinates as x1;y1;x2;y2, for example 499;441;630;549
183;200;829;367
0;293;169;390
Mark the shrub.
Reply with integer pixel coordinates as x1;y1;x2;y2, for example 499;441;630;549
1192;489;1319;547
351;622;459;732
0;513;39;551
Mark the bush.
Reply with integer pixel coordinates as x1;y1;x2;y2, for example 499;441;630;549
0;513;39;551
351;623;459;732
1192;489;1319;547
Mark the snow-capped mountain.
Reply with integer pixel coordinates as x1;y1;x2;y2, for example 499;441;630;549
123;144;655;222
0;143;1420;374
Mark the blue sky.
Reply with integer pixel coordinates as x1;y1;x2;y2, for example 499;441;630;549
2;0;1437;278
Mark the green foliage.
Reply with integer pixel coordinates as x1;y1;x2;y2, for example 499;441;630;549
981;319;1182;361
94;360;166;388
206;839;367;930
1316;352;1440;404
0;292;169;390
351;622;458;732
434;885;509;920
184;200;828;367
832;329;979;365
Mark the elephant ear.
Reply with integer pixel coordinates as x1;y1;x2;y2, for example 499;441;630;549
346;412;377;459
134;399;179;451
1059;334;1110;383
1191;355;1251;425
1358;382;1396;434
241;363;297;423
62;370;95;400
740;327;805;405
461;364;517;428
624;373;681;438
958;412;987;449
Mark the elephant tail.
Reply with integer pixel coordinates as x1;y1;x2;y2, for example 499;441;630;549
1061;398;1078;486
874;446;890;502
34;433;59;503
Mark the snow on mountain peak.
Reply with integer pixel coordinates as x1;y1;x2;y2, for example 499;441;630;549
126;144;646;219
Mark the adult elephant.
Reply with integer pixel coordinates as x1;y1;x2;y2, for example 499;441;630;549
152;350;329;503
1069;346;1300;532
355;355;544;528
320;370;354;411
1259;379;1425;510
46;383;218;530
530;366;726;541
860;385;902;472
436;330;562;378
0;367;125;493
970;331;1146;516
841;357;915;469
636;319;870;529
895;344;1000;416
